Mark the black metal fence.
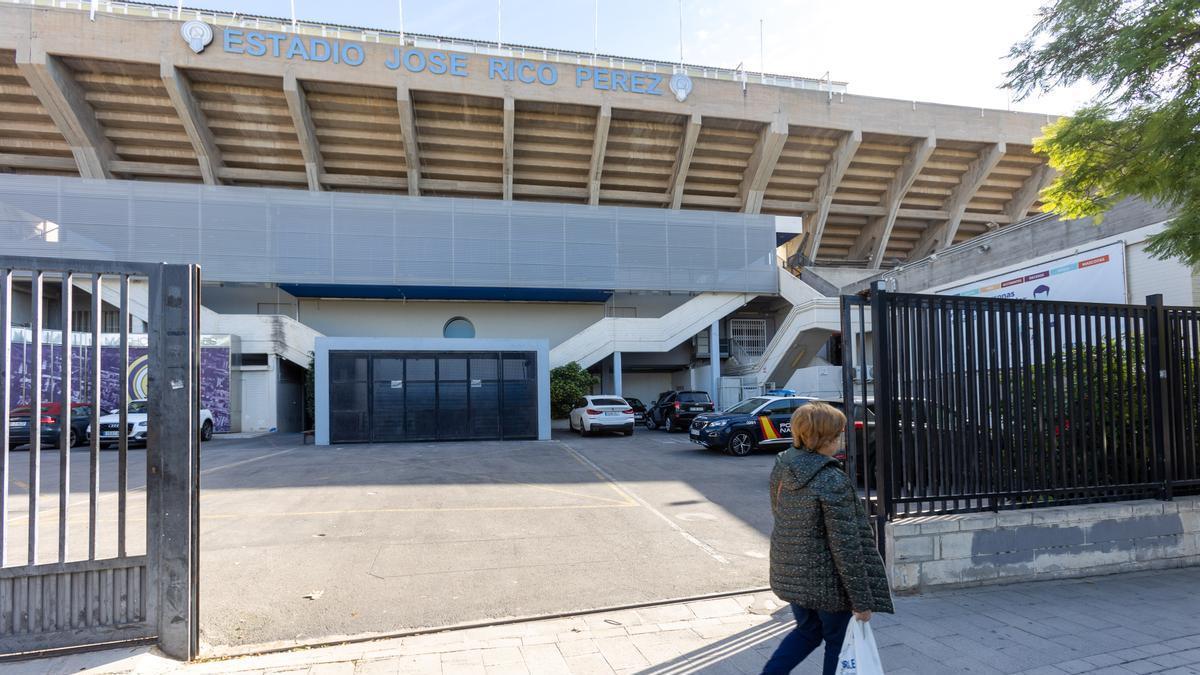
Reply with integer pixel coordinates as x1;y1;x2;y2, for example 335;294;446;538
844;288;1200;520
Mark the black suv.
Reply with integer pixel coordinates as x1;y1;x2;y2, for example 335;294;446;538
645;390;714;432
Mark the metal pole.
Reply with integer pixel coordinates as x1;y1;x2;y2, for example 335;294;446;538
677;0;684;65
290;0;297;30
1146;294;1174;500
593;0;598;64
90;0;99;21
870;281;894;529
176;0;182;19
398;0;405;43
759;18;764;81
497;0;502;49
0;269;10;568
58;272;72;563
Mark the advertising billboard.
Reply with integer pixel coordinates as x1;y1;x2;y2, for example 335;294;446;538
940;242;1127;304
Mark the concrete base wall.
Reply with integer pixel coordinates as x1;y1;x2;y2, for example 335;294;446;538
886;497;1200;593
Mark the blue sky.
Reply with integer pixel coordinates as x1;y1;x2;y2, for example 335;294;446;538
177;0;1095;114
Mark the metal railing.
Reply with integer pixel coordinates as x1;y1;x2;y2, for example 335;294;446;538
11;0;849;94
847;287;1199;521
1166;306;1200;492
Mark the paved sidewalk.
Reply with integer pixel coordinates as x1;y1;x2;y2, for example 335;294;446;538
15;567;1200;675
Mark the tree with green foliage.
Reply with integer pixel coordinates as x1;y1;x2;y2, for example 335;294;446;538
1006;0;1200;266
550;362;598;419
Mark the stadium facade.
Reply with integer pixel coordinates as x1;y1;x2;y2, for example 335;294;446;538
4;1;1143;444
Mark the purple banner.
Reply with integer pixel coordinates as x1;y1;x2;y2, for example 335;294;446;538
8;343;232;432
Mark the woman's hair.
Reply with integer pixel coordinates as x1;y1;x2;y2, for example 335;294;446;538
790;402;846;451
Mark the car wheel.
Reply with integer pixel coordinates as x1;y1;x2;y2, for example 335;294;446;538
726;431;754;457
664;416;676;432
644;415;657;431
580;421;590;437
201;420;214;442
66;428;78;448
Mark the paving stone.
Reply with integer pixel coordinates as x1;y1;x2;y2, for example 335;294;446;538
686;597;746;619
483;662;530;675
389;655;442;675
1120;660;1167;675
518;644;571;675
593;636;651;670
480;647;525;666
561;653;616;675
557;638;600;657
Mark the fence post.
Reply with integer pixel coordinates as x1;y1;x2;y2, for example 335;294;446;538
147;263;201;660
1145;294;1173;501
840;295;859;494
870;281;895;523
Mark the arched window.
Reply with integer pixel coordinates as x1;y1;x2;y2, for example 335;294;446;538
443;317;475;339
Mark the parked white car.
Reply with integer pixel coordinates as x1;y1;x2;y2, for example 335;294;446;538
90;400;215;447
568;395;635;436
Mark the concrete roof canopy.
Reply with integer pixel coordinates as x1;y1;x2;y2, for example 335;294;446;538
0;1;1056;268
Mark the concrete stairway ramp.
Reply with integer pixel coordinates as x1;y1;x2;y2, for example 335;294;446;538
203;313;323;368
549;292;751;369
727;268;841;386
81;277;322;368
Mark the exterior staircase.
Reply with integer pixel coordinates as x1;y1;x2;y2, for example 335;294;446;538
89;278;323;368
550;292;752;369
726;268;842;387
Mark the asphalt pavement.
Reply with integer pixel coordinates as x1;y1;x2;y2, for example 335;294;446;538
194;427;778;655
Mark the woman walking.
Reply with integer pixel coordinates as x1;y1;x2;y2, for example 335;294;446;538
762;402;893;674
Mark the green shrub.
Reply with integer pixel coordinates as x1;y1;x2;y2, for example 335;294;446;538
550;362;598;419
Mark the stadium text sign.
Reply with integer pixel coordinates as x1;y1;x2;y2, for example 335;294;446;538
219;28;675;97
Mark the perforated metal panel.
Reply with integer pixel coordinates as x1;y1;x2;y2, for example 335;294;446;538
0;175;779;295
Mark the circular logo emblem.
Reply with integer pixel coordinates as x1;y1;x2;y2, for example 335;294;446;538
181;20;214;54
669;71;694;102
127;354;150;400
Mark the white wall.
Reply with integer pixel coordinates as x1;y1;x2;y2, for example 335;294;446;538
607;292;693;319
616;372;673;406
202;284;298;316
296;299;604;347
1127;240;1194;306
238;363;278;432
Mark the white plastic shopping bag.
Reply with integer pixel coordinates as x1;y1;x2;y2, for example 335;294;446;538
836;619;885;675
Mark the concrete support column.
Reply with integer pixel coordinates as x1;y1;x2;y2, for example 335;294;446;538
709;321;720;408
612;351;623;397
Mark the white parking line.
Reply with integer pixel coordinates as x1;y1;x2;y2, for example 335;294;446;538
555;440;730;565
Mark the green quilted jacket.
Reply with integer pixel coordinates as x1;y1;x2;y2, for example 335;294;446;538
768;447;894;613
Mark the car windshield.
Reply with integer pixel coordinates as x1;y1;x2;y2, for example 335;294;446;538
590;398;626;407
128;401;148;414
678;392;710;403
724;397;769;414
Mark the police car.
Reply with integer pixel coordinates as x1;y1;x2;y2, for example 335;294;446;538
688;396;816;456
